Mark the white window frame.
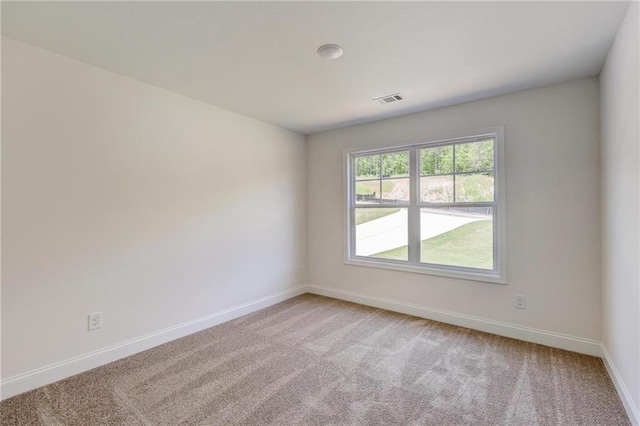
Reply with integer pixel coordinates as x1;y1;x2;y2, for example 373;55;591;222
344;126;506;284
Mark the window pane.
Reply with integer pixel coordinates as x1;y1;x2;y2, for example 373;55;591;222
381;178;410;203
454;140;494;173
355;155;380;180
355;208;408;261
420;175;453;203
419;207;494;270
381;151;409;178
355;180;380;204
420;146;453;175
455;173;494;202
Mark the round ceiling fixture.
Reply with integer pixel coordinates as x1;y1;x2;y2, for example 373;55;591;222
317;44;343;59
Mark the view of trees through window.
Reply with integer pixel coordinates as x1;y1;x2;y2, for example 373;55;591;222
355;151;409;204
351;138;497;272
420;139;494;203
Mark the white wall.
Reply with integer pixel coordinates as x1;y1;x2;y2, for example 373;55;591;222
600;2;640;421
1;38;307;381
308;78;601;342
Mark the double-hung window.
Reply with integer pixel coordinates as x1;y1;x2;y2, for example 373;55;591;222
346;127;505;283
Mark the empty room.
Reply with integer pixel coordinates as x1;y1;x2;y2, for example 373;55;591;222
1;1;638;425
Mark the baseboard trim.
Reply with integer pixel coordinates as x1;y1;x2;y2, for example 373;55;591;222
601;344;640;426
0;285;307;401
307;285;602;357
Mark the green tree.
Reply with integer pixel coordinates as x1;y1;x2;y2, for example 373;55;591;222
455;140;493;172
355;155;380;179
420;146;453;175
381;152;408;177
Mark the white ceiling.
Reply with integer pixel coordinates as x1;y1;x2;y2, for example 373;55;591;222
1;1;630;135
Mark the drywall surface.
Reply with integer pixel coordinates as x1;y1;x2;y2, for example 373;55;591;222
1;38;307;380
308;78;601;341
600;2;640;414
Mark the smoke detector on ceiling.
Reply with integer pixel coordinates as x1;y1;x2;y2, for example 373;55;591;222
373;93;404;105
317;44;343;59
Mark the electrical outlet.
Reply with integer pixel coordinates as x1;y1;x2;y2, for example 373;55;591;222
514;295;526;310
88;312;102;331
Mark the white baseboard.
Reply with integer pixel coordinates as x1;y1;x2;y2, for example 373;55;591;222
601;344;640;426
3;283;628;421
307;285;602;357
0;285;307;401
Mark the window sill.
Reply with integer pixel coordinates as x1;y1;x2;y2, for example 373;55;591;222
344;258;506;284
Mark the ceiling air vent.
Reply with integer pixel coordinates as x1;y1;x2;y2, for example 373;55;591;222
373;93;404;105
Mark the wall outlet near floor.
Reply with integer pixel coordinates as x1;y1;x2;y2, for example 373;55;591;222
514;295;526;310
88;312;102;331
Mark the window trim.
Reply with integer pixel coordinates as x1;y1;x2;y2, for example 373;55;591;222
343;126;506;284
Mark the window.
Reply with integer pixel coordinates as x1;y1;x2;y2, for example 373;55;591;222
345;127;505;283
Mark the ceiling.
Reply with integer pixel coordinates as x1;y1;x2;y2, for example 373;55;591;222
1;1;631;135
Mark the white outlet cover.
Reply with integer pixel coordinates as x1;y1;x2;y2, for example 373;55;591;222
514;295;526;309
88;312;102;331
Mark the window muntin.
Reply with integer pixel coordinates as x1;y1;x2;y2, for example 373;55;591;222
347;131;504;282
355;151;409;205
419;139;494;204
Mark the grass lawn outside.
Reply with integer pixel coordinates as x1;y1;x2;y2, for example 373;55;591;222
355;208;401;225
371;219;493;269
355;180;396;195
455;173;494;202
355;179;410;204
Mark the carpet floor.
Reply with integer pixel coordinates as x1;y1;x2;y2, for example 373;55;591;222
0;294;630;425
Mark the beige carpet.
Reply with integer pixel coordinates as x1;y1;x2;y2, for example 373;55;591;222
1;294;630;425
